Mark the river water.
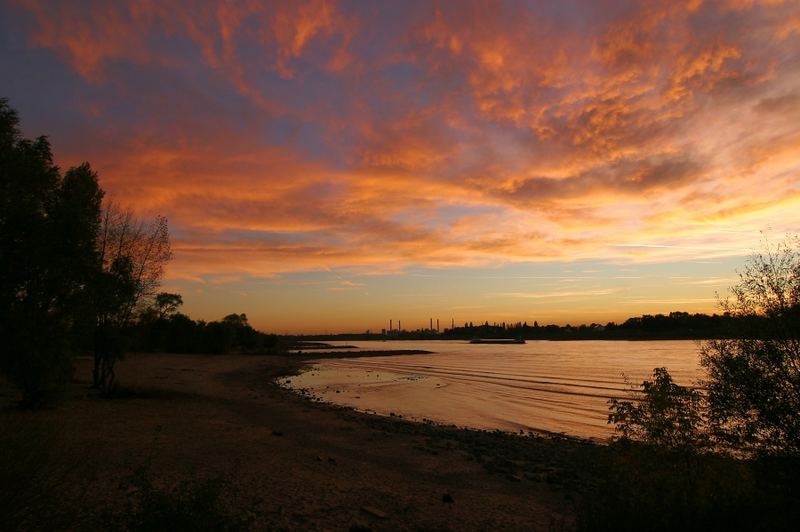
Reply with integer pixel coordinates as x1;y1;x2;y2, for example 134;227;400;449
285;340;705;441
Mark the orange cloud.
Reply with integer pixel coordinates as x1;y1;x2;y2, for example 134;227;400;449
7;0;800;285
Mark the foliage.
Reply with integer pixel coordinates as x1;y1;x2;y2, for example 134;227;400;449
124;468;249;532
0;99;174;400
0;98;103;405
701;235;800;454
153;292;183;319
608;367;707;451
579;445;800;532
131;310;280;355
609;236;800;456
92;204;171;394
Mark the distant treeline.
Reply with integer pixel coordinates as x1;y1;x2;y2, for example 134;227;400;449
130;307;279;355
294;311;757;342
442;311;739;340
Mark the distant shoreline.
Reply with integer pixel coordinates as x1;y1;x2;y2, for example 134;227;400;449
281;310;755;342
288;335;714;342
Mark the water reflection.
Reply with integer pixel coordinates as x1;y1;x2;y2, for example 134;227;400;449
287;340;703;440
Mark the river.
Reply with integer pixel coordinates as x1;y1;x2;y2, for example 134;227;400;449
285;340;705;441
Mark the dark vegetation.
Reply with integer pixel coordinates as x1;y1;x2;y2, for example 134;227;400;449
0;415;256;531
0;99;279;404
0;99;103;404
89;204;171;393
608;236;800;455
0;95;178;399
442;311;738;340
581;445;800;531
594;236;800;530
132;301;279;355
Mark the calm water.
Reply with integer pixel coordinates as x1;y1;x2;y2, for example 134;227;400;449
286;340;704;441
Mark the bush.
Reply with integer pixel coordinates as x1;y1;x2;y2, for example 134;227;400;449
701;235;800;454
609;236;800;456
579;445;800;532
608;367;707;451
124;468;249;532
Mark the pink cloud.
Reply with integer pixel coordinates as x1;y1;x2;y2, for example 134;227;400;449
8;0;800;282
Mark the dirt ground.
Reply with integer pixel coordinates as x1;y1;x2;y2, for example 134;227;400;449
0;353;603;531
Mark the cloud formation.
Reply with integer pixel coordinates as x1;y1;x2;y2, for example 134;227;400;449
5;0;800;283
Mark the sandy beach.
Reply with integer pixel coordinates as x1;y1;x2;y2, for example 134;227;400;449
0;352;602;530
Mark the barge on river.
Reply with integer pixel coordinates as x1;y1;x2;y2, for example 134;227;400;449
469;338;526;344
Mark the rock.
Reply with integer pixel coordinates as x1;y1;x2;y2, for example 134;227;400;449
272;430;284;436
442;493;454;504
328;457;337;465
361;506;388;519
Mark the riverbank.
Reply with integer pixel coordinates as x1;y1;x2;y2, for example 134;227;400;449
4;352;799;530
1;352;599;530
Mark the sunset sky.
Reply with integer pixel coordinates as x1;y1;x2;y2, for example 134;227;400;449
2;0;799;333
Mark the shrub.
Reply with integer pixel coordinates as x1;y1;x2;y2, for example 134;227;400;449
608;367;707;451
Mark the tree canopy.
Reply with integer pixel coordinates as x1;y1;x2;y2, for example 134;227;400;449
610;235;800;456
92;203;171;393
0;99;103;404
0;99;172;402
701;236;800;454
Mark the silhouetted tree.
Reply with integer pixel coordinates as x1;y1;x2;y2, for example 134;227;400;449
92;203;171;393
0;99;103;405
154;292;183;320
609;236;800;456
608;368;707;451
163;313;201;353
701;235;800;454
201;313;255;354
203;321;236;354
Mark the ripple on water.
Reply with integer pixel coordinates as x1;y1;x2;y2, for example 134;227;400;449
286;339;704;440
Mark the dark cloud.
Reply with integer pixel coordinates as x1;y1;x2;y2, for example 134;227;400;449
502;153;706;205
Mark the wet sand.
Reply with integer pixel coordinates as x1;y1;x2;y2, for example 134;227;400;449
0;353;603;530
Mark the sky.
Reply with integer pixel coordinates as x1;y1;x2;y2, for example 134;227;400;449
1;0;799;333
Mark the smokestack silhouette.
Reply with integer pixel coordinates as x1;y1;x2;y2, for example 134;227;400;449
430;318;432;330
437;319;440;332
399;320;401;331
390;319;392;331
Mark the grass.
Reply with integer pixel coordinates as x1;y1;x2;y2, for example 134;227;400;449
0;411;257;531
578;442;800;531
0;416;87;529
